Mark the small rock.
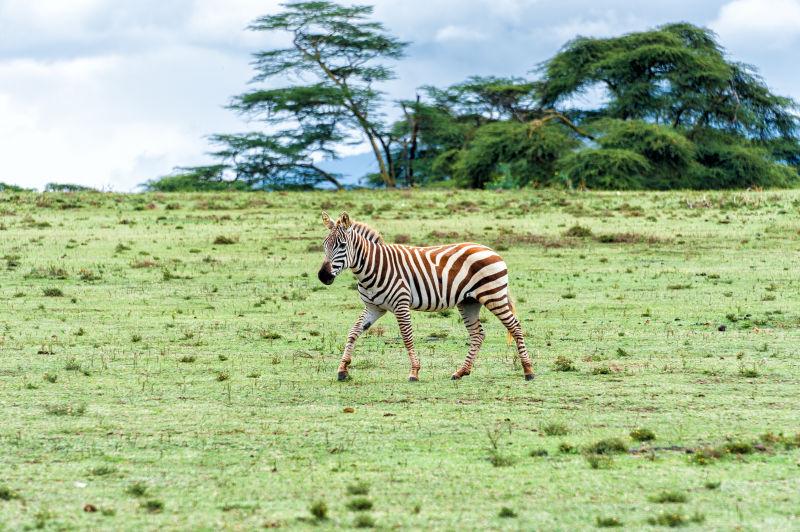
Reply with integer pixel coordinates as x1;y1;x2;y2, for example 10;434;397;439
718;325;727;332
343;407;355;413
83;504;97;513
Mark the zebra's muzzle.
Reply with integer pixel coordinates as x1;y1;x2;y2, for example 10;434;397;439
318;262;335;285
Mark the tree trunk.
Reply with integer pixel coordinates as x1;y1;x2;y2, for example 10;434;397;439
406;95;420;187
309;51;396;188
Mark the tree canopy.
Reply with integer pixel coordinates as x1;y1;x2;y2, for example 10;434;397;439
148;5;799;192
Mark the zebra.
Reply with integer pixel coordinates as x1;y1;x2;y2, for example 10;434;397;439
318;211;534;382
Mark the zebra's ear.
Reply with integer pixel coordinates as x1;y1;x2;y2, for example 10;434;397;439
339;212;352;229
322;211;335;230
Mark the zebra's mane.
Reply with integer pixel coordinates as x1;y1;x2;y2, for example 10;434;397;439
351;221;384;244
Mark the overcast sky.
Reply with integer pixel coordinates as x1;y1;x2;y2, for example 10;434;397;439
1;0;799;191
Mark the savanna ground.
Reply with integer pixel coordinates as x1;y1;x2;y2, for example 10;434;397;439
0;189;799;530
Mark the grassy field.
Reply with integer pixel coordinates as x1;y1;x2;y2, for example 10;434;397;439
0;189;799;530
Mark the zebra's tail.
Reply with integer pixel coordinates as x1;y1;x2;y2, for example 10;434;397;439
506;293;516;346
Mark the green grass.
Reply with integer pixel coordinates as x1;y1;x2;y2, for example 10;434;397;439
0;188;799;529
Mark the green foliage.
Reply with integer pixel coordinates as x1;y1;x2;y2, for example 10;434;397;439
144;166;249;192
167;7;799;190
537;23;799;189
0;182;33;192
594;120;697;189
692;132;798;188
560;148;651;189
453;121;579;188
44;183;98;193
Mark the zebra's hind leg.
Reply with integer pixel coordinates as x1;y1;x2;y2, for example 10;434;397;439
452;299;484;380
482;294;534;381
337;304;385;381
394;304;421;381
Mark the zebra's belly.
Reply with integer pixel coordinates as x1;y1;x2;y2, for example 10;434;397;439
358;284;459;312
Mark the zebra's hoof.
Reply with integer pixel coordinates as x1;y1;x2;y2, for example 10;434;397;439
451;374;461;380
408;376;419;382
524;373;535;381
337;371;350;381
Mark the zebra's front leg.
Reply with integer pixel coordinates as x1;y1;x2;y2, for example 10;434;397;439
338;304;385;381
394;304;420;382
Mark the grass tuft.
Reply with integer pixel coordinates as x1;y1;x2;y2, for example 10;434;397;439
309;500;328;521
553;356;576;372
346;497;373;511
0;485;20;501
347;482;370;496
595;516;623;527
498;507;517;518
630;427;656;442
649;490;688;503
353;514;375;528
585;438;627;455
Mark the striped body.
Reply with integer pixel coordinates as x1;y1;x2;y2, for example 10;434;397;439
352;241;509;314
319;213;533;381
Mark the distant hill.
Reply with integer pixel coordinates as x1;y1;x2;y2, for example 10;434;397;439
316;152;378;189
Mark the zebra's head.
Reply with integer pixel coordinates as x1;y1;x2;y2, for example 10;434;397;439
318;211;352;285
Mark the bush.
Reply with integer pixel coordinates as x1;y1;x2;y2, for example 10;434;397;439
630;427;656;442
694;135;798;189
143;166;250;192
586;438;627;455
596;119;697;189
309;500;328;520
559;148;651;189
553;356;577;372
453;121;579;188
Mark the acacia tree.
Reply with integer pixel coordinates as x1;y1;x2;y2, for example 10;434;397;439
147;1;406;191
242;1;407;187
385;77;586;188
537;23;800;188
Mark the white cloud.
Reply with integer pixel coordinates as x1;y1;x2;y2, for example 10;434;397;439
710;0;800;49
550;13;646;42
0;47;250;191
434;25;488;42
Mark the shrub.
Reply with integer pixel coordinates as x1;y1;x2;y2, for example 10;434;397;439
559;148;651;190
585;454;613;469
649;490;688;503
541;422;569;436
0;485;20;501
586;438;627;455
347;482;370;496
213;235;238;245
596;516;623;527
353;514;375;528
563;225;593;237
553;356;576;372
453;121;580;188
630;428;656;442
126;482;148;497
596;119;697;189
309;500;328;520
722;441;754;455
141;499;164;513
498;507;517;518
346;497;373;511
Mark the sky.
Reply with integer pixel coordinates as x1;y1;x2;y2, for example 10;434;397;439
1;0;799;191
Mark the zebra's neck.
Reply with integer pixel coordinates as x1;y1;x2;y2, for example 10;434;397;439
347;230;383;284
